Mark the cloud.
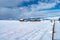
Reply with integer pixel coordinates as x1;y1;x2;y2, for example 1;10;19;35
0;0;31;7
31;2;56;11
0;7;60;20
0;7;32;19
30;9;60;18
56;0;60;3
0;0;58;8
0;0;60;20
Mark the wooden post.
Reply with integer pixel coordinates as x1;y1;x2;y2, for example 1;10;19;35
52;20;55;40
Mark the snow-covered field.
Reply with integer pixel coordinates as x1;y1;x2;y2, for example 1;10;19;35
54;21;60;40
0;20;59;40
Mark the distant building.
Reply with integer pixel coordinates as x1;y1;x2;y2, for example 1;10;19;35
19;19;25;22
29;18;41;22
19;18;41;22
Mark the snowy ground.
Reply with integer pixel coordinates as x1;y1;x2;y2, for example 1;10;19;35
0;20;54;40
54;21;60;40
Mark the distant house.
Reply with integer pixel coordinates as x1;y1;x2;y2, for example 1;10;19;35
19;19;25;22
19;18;41;22
29;18;41;22
19;18;29;22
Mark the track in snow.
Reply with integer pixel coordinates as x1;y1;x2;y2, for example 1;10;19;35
0;20;52;40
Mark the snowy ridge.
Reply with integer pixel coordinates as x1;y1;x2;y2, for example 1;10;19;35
43;16;60;20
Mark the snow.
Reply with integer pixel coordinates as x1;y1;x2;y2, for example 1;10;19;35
54;21;60;40
0;20;53;40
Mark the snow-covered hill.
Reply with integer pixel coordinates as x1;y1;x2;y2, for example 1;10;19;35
0;20;52;40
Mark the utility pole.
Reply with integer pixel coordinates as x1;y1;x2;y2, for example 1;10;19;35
52;20;55;40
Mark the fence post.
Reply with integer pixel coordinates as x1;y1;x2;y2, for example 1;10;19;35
52;20;55;40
